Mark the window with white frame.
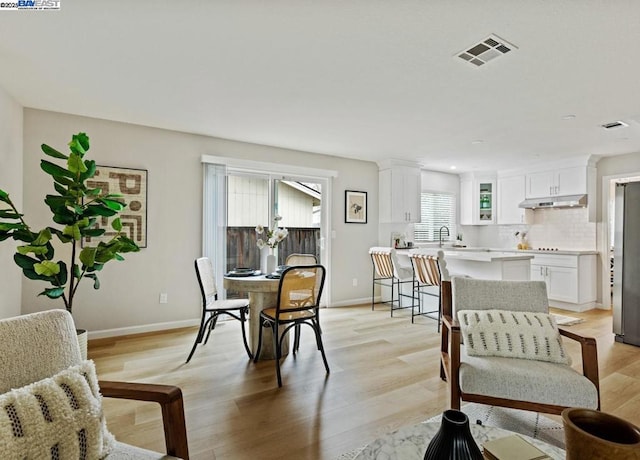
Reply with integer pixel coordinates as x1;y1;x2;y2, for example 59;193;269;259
414;192;456;242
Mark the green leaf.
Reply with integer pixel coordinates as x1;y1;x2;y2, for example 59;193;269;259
39;287;65;299
80;160;97;181
52;175;75;187
33;228;52;246
0;222;25;231
62;224;81;241
100;198;125;211
40;160;74;178
53;182;69;196
67;152;88;175
79;247;97;267
16;245;49;256
84;205;117;217
80;228;105;237
85;187;102;197
68;132;89;155
13;253;37;270
0;189;10;203
41;143;68;160
111;217;122;232
86;273;101;289
34;260;61;276
73;263;81;278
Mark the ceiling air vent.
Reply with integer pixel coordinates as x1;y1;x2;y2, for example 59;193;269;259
602;121;629;130
456;34;517;67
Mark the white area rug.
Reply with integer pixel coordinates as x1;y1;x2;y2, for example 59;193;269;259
551;313;585;326
335;404;564;459
451;403;565;449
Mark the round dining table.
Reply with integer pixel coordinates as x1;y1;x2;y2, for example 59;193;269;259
223;274;289;360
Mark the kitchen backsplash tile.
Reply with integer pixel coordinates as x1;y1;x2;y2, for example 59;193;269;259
462;208;596;250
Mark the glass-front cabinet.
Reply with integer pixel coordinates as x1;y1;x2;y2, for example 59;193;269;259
460;173;496;225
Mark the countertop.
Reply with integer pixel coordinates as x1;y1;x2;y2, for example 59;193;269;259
410;245;598;256
448;247;598;256
396;249;534;262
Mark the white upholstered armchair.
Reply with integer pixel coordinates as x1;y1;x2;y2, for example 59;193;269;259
439;277;600;415
0;310;189;459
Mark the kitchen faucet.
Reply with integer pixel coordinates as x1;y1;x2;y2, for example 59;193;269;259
438;226;450;247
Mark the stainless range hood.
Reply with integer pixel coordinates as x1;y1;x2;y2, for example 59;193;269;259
519;194;588;209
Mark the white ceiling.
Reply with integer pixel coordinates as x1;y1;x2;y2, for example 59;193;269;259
1;1;640;173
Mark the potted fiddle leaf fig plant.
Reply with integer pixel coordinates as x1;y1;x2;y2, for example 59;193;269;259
0;132;140;353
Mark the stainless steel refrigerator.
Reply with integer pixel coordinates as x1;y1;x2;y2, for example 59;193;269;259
613;181;640;346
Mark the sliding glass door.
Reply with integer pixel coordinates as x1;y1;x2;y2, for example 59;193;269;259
202;159;331;304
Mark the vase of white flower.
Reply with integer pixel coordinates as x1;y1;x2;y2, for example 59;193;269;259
256;215;288;274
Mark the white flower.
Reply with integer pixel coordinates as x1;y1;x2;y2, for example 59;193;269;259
255;216;288;249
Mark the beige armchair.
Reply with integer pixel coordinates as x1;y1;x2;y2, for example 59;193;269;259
439;277;600;415
0;309;189;459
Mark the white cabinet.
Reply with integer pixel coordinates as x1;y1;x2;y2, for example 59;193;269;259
526;166;587;199
497;174;527;225
460;174;495;225
530;253;596;311
379;167;421;223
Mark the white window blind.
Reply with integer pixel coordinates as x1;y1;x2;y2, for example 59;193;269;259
414;192;456;242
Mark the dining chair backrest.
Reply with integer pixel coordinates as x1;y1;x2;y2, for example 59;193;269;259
285;253;317;266
369;247;395;278
409;253;441;287
277;265;326;315
195;257;218;303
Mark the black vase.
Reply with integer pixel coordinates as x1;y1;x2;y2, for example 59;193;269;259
424;409;483;460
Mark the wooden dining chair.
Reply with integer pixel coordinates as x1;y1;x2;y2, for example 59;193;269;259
186;257;252;363
285;253;317;266
254;265;328;387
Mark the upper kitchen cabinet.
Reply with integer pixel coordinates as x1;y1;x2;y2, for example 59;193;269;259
378;162;421;223
497;174;529;225
460;173;496;225
525;166;587;199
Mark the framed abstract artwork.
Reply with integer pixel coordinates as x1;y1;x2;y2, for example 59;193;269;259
83;166;148;248
345;190;367;224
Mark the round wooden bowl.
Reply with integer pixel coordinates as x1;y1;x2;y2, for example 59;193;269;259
562;408;640;460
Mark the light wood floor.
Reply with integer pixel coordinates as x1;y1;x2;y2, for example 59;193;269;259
90;305;639;460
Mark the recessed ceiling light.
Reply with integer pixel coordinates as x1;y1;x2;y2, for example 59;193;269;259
561;114;576;120
471;140;484;145
602;121;629;130
450;166;457;170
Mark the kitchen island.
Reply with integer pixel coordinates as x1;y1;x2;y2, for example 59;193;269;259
396;249;534;281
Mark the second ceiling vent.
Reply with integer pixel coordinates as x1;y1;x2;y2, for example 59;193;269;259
456;34;517;67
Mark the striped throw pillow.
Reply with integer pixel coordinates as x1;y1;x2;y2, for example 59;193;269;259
457;309;570;364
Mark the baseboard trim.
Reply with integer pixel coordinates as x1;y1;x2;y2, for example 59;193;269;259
88;318;200;340
330;296;374;307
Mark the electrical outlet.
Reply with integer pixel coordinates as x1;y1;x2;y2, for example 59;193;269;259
159;292;168;304
352;278;358;287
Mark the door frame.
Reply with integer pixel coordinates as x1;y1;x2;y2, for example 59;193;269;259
201;155;337;307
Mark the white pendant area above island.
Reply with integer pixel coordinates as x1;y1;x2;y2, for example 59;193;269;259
396;249;533;281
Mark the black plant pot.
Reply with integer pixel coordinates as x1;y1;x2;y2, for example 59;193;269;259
424;409;483;460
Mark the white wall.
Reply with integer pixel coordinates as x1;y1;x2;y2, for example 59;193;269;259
22;109;379;334
0;86;23;319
